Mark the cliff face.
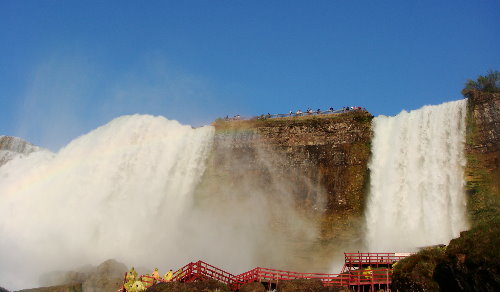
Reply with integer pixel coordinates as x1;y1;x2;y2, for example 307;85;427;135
464;91;500;226
207;111;373;247
0;135;40;167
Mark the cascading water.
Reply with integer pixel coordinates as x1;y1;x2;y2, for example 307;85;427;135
365;99;469;252
0;115;214;289
0;114;321;290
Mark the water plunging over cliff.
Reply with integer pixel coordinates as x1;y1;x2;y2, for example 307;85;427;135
365;100;468;251
0;115;214;289
0;114;321;290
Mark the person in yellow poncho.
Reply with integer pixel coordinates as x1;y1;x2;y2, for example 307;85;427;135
175;268;186;281
163;269;173;282
124;267;137;291
124;280;134;292
126;267;137;282
362;266;373;279
152;268;160;283
129;279;146;292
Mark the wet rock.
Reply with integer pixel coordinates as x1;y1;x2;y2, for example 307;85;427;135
82;259;127;292
0;136;41;167
15;283;82;292
278;278;324;292
238;281;265;292
433;222;500;292
391;248;444;292
146;279;230;291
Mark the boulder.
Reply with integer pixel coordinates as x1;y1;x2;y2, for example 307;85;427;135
82;259;127;292
433;221;500;292
391;248;444;292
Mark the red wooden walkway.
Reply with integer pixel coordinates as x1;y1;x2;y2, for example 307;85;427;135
122;252;412;291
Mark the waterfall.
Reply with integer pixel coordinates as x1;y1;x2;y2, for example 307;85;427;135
0;115;214;289
365;99;468;252
0;114;320;290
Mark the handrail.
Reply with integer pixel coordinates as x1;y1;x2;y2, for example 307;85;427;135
344;252;411;265
122;254;410;291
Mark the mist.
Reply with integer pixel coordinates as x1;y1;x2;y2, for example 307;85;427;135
0;114;326;290
12;51;229;152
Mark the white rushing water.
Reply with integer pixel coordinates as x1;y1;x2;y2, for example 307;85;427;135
365;99;469;252
0;115;214;289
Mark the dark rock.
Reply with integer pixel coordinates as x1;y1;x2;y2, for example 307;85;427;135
391;248;445;292
82;259;127;292
36;259;126;292
278;278;324;292
39;271;87;287
238;281;265;292
433;221;500;292
146;279;230;291
207;112;373;270
14;283;82;292
464;91;500;226
0;136;41;167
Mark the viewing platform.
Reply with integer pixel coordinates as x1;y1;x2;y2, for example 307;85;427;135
122;252;412;292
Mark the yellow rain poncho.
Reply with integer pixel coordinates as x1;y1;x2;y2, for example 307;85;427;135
164;269;173;282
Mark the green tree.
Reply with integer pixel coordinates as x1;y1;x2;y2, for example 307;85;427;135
462;70;500;96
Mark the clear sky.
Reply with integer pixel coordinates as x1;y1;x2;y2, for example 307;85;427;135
1;0;499;150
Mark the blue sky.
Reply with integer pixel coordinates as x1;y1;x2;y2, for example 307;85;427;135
1;0;499;150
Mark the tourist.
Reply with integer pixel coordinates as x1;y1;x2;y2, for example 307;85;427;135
164;269;173;282
152;268;160;282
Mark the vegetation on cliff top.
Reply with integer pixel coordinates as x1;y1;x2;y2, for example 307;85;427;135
462;70;499;97
392;247;445;292
463;75;499;227
212;110;373;131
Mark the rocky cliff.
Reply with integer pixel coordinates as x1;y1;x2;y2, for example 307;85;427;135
0;135;40;167
202;110;373;267
464;90;500;226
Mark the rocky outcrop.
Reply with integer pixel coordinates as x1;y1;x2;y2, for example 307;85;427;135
277;278;350;291
211;111;372;235
391;221;500;291
146;279;230;291
27;259;127;292
202;111;372;270
433;221;500;292
15;283;82;292
464;91;500;226
0;135;40;167
81;259;127;292
238;281;266;292
391;248;444;292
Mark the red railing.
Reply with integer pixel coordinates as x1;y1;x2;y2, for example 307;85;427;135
233;267;350;289
347;268;393;291
121;253;412;291
159;261;236;285
343;252;412;272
